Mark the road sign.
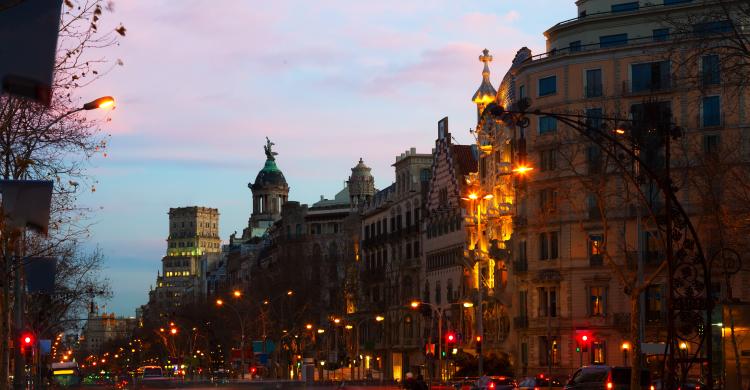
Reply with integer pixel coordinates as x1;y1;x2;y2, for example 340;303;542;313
0;0;63;105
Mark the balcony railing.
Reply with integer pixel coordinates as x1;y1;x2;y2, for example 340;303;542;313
622;78;673;96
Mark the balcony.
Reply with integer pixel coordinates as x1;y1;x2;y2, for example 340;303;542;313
622;78;673;96
513;316;529;329
590;255;604;267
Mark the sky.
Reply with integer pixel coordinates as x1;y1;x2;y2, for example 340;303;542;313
77;0;576;316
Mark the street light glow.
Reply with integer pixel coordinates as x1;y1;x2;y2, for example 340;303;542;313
467;193;478;200
287;290;294;296
462;301;474;308
345;325;353;330
83;96;115;110
216;299;224;306
375;315;385;322
512;165;534;174
410;301;420;308
170;328;178;335
317;329;325;334
306;324;313;330
233;290;242;298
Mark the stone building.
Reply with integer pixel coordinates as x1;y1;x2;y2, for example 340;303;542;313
144;206;221;319
357;147;432;381
80;305;137;354
477;0;750;383
421;117;478;377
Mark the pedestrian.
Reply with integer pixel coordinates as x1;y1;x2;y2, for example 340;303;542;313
404;372;415;390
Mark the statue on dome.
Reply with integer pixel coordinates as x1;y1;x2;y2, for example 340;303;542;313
264;136;278;160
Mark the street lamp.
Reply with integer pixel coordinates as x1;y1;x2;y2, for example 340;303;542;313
82;96;115;110
215;297;246;379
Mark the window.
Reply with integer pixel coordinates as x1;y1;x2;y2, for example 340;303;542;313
539;116;557;134
586;108;603;130
664;0;692;4
539;149;557;172
538;287;557;317
703;134;720;155
435;281;442;305
587;145;603;174
539;188;557;212
653;28;670;41
589;286;605;316
612;2;638;12
693;20;733;37
645;285;663;322
550;232;559;259
702;96;721;127
538;76;557;96
519;290;528;317
600;33;628;48
521;342;528;367
570;40;581;52
585;69;602;97
539;233;548;260
519;240;527;262
592;341;606;364
702;54;720;85
589;234;604;265
519;85;526;99
631;61;671;92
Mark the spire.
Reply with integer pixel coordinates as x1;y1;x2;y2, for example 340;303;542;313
472;48;497;108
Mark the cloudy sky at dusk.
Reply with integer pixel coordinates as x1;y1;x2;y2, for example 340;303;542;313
78;0;575;315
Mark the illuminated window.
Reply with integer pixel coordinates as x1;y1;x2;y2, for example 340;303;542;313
592;341;606;364
589;286;605;316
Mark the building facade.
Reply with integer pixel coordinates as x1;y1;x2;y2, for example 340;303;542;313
477;0;750;383
80;305;137;354
145;206;221;319
357;148;432;380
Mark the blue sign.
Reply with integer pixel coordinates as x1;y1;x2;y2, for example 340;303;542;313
38;339;51;355
252;340;275;353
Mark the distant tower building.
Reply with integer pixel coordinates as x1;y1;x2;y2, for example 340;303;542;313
347;158;375;208
247;137;289;236
471;48;497;119
145;206;221;315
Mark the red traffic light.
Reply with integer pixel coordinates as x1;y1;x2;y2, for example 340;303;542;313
250;367;257;374
21;333;33;345
445;332;456;344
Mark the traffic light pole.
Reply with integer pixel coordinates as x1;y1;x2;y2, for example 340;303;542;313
11;232;24;390
437;310;443;382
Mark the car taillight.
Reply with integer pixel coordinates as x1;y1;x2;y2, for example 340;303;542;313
534;387;540;390
607;382;613;389
489;382;495;389
696;387;700;390
650;386;655;390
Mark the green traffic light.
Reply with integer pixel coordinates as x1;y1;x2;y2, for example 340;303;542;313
441;351;446;357
576;347;581;352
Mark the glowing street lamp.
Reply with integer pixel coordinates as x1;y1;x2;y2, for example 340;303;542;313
306;324;313;330
233;290;242;298
375;316;385;322
216;299;224;306
511;165;534;174
410;301;420;309
83;96;115;110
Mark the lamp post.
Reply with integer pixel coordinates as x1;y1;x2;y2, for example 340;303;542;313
7;95;113;390
216;297;246;379
410;300;470;382
350;315;384;381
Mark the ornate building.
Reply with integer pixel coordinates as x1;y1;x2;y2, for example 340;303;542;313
245;137;289;239
421;118;478;377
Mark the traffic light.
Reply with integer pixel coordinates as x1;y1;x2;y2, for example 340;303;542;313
475;335;482;354
576;332;591;352
445;331;456;346
20;333;34;359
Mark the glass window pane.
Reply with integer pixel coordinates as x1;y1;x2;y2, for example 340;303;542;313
600;33;628;48
702;96;721;127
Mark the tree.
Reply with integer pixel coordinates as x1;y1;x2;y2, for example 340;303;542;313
0;1;124;387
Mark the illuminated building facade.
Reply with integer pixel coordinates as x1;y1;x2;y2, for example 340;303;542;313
477;0;750;381
421;118;478;376
80;304;137;354
147;206;221;317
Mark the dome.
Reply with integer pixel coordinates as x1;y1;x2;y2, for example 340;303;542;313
251;159;288;189
472;48;497;105
350;158;373;178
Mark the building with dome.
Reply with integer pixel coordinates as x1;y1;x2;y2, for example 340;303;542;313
245;137;290;239
348;158;376;208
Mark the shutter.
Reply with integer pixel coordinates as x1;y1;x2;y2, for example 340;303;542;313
603;286;608;317
585;286;591;317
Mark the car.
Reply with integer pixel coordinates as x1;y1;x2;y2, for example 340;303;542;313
564;366;650;390
487;376;517;389
518;375;566;390
651;378;703;390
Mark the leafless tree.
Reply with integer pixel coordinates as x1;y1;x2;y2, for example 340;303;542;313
0;1;125;386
